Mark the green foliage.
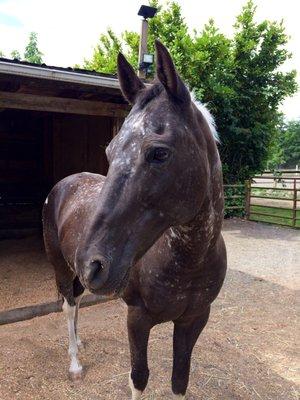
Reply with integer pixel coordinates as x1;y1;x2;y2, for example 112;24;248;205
222;1;297;181
277;120;300;167
0;50;5;57
224;184;246;218
83;29;140;74
267;118;300;169
11;50;21;60
83;0;297;185
281;120;300;167
24;32;43;64
83;29;121;73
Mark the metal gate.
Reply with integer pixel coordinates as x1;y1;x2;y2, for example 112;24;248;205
246;171;300;228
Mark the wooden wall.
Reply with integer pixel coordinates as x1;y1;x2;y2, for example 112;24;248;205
0;109;124;236
51;114;112;182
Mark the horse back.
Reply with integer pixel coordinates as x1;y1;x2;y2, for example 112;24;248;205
43;172;106;269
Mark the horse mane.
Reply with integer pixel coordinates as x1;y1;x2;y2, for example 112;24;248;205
191;92;219;143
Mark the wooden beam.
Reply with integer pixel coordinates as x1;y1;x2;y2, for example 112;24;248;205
0;91;130;118
0;293;115;325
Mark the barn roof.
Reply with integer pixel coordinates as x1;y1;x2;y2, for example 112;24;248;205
0;57;131;117
0;57;120;89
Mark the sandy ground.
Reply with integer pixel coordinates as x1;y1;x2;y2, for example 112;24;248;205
0;236;56;311
223;219;300;290
0;220;299;399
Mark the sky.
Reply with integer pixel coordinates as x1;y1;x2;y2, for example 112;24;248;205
0;0;299;119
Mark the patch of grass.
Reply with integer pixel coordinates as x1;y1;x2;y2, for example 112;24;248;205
250;205;300;228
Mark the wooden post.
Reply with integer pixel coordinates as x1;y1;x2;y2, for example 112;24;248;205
138;18;148;79
245;180;251;219
292;178;297;228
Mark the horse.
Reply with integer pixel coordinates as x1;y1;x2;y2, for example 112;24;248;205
43;40;227;399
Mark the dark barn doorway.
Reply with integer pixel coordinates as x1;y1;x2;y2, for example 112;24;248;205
0;59;128;311
0;109;114;237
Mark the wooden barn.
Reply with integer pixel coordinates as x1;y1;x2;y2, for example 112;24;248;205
0;58;129;239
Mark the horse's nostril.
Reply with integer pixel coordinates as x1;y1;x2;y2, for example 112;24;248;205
85;258;109;290
89;260;103;282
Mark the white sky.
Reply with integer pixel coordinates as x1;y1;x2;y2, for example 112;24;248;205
0;0;299;119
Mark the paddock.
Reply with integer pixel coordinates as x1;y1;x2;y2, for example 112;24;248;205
0;219;298;399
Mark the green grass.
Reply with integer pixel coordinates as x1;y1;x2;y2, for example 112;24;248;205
250;205;300;228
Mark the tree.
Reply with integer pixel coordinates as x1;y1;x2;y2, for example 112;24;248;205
220;1;297;181
82;29;140;74
24;32;43;64
0;50;5;57
83;1;297;183
11;50;21;60
281;120;300;167
272;119;300;168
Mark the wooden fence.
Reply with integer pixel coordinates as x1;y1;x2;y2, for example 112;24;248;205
224;183;246;215
224;170;300;228
246;170;300;228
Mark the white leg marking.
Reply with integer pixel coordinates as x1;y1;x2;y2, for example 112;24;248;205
173;395;185;399
74;294;84;347
129;371;142;400
63;298;83;380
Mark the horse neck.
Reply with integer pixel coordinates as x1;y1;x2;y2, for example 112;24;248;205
167;173;224;261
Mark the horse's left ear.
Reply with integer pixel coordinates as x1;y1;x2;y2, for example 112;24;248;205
155;40;190;104
117;52;145;104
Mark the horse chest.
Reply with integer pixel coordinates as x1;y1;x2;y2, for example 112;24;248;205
136;265;206;320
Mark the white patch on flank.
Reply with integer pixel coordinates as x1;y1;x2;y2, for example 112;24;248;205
44;197;48;205
63;298;82;377
191;92;219;142
129;372;142;400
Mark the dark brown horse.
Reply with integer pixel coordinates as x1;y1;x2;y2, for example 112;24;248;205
43;41;227;399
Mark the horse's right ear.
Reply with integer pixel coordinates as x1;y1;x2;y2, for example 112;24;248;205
117;53;145;104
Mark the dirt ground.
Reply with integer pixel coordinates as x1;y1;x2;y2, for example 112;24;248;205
0;219;299;399
0;235;56;311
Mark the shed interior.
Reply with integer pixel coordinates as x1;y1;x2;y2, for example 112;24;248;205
0;108;122;238
0;60;130;238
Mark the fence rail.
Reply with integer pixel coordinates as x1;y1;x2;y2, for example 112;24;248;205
246;174;300;228
223;171;300;228
224;184;247;214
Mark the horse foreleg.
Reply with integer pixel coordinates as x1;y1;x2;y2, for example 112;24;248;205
63;298;83;381
172;307;210;399
74;294;84;347
127;304;152;400
73;276;85;348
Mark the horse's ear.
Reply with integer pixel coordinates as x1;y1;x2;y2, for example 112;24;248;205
155;40;190;104
117;52;145;104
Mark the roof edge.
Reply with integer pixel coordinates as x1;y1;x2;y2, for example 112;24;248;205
0;60;120;89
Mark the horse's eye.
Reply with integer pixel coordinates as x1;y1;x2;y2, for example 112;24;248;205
146;147;170;164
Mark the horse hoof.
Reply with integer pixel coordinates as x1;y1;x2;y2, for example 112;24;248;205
69;368;83;382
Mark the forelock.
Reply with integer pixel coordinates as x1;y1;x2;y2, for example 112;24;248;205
136;82;164;110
